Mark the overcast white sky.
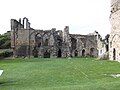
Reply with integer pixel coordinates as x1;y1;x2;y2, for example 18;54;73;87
0;0;111;38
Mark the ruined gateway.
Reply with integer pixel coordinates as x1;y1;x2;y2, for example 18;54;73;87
11;17;108;58
109;0;120;61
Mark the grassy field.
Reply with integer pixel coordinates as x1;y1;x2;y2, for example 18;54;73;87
0;58;120;90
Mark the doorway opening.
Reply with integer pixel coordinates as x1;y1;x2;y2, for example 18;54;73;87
113;48;116;60
82;49;85;56
57;49;62;57
74;50;78;57
90;48;94;57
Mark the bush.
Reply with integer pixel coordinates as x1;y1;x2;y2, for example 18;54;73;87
0;32;11;49
0;50;13;59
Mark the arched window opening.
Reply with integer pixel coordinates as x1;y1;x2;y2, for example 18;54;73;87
57;39;62;46
44;39;49;46
90;48;94;57
38;42;41;47
106;45;109;52
113;48;116;60
32;47;38;58
74;50;78;57
35;34;42;48
82;49;85;57
71;38;77;50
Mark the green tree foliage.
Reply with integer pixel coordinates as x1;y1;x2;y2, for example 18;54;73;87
0;31;11;49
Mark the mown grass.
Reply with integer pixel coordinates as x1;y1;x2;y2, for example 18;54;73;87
0;58;120;90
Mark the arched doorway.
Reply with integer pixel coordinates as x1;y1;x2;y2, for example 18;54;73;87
44;39;49;46
74;50;78;57
82;49;85;56
44;50;50;58
106;45;109;52
113;48;116;60
35;34;42;48
57;49;62;57
90;48;94;57
32;47;38;58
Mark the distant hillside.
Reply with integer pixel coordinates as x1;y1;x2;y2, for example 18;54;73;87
0;31;11;49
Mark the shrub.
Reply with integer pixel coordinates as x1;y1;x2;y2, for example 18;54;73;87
0;32;11;49
0;50;13;59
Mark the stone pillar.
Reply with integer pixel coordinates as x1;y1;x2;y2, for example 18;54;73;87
11;19;17;58
63;26;71;57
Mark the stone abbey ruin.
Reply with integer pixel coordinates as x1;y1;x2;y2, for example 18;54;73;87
12;0;120;59
11;17;109;58
1;0;119;62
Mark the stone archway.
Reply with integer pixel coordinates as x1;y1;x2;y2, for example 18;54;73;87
82;49;85;56
113;48;116;60
35;33;42;47
57;49;62;57
90;48;94;57
32;47;38;58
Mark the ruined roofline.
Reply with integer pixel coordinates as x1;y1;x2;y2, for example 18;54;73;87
34;28;63;32
35;29;55;31
69;30;100;37
70;34;85;36
69;34;95;38
11;18;101;38
18;28;34;30
11;19;23;26
11;17;32;30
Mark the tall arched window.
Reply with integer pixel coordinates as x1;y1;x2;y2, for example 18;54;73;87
90;48;94;57
71;38;77;50
82;49;85;56
113;48;116;60
74;50;78;57
35;34;42;47
44;39;49;46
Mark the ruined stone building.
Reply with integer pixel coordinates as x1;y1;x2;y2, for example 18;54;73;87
11;17;108;58
89;31;109;58
109;0;120;61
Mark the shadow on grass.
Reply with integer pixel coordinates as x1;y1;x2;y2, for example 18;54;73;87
0;80;18;86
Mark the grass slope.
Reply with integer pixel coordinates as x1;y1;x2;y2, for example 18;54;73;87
0;58;120;90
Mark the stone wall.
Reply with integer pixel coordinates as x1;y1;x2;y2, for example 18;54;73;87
11;17;106;58
109;0;120;61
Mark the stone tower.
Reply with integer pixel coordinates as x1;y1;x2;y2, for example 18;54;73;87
11;17;32;57
109;0;120;61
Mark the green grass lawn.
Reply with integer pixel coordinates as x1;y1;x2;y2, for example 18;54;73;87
0;58;120;90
